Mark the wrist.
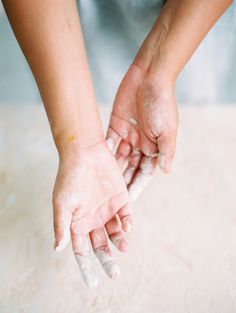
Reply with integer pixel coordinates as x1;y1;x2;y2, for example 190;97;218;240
133;18;178;85
57;135;106;161
133;50;177;89
130;61;175;98
54;128;105;161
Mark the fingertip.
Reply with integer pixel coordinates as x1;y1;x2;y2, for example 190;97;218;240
158;153;172;173
106;137;114;152
119;239;129;252
110;234;129;252
54;228;70;252
114;237;129;252
128;183;144;202
109;264;121;280
121;216;134;233
158;152;165;169
83;270;99;288
94;248;121;280
106;127;122;155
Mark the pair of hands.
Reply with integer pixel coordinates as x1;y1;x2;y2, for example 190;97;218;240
4;0;230;289
53;64;178;287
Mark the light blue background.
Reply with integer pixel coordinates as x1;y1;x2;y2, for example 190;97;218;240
0;1;235;105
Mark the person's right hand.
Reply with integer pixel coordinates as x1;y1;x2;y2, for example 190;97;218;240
72;215;130;287
53;140;134;285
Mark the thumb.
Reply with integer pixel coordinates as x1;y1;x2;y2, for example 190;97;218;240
53;201;72;252
157;130;177;173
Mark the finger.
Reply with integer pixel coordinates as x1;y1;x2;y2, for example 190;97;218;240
139;129;158;157
106;127;122;155
53;200;72;252
157;131;177;173
106;113;131;155
116;140;132;173
128;156;157;202
71;230;98;288
105;215;128;252
90;228;120;280
123;147;142;185
117;203;134;233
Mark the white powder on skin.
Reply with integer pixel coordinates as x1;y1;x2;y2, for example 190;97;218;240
146;152;159;157
101;180;112;190
124;166;136;185
158;152;165;170
128;157;153;202
75;251;98;288
129;175;152;202
74;236;98;288
140;157;153;175
120;129;128;138
129;117;138;126
95;248;120;279
110;233;123;250
55;227;70;252
106;138;114;152
132;147;141;155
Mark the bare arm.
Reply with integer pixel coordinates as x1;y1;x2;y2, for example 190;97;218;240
107;0;232;200
2;0;132;287
134;0;233;83
2;0;103;155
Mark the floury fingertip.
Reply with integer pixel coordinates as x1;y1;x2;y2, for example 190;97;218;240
106;138;114;152
54;228;70;252
75;252;98;288
95;249;121;280
158;153;166;171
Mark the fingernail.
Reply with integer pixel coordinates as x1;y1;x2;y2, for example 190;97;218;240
121;216;133;233
106;138;114;152
54;228;70;252
109;264;121;279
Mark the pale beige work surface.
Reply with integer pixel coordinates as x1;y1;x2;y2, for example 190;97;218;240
0;105;236;313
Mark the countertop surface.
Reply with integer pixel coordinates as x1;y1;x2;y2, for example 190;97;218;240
0;105;236;313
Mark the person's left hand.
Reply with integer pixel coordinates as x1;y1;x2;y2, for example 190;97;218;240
106;64;179;201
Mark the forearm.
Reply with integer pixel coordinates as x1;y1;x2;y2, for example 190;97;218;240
3;0;104;157
133;0;233;83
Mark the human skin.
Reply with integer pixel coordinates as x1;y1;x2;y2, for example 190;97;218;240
2;0;133;287
3;0;233;288
107;0;233;201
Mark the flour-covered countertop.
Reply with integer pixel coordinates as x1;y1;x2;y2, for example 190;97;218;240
0;104;236;313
